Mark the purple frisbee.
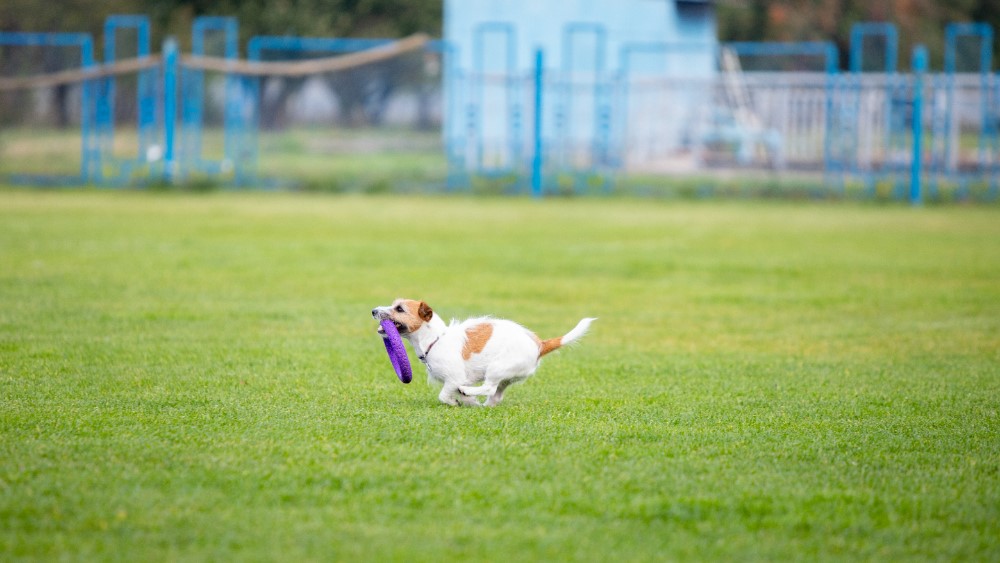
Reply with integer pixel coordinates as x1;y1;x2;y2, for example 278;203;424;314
380;318;412;384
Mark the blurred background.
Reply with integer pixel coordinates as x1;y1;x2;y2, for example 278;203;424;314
0;0;997;200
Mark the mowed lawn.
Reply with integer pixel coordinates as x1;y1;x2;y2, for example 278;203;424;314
1;190;998;561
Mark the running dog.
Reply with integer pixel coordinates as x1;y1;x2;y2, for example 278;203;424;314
372;298;595;406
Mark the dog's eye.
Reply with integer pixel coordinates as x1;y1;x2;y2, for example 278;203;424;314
395;305;404;313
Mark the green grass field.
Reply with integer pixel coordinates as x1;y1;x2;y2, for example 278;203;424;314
1;189;998;561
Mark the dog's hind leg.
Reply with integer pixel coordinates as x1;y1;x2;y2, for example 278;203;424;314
462;362;531;402
485;379;513;407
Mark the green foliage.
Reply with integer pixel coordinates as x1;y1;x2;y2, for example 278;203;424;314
143;0;442;50
716;0;998;71
4;0;997;71
1;190;999;560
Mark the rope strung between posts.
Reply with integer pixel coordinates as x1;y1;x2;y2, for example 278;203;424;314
0;33;431;92
182;33;430;76
0;56;161;91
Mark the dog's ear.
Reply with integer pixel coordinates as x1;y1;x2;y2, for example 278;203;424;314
418;301;434;322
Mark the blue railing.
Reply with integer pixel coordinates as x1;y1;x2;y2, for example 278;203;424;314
0;17;997;201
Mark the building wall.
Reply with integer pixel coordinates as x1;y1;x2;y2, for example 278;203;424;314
443;0;718;173
444;0;717;75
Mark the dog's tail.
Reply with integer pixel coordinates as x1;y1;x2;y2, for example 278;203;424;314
538;317;596;358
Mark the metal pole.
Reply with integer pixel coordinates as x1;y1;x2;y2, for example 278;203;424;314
80;37;97;184
163;37;178;183
531;47;544;198
910;45;928;205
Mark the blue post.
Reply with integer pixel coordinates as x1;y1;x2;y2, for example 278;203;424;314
822;42;841;193
531;48;544;198
102;15;153;184
910;45;928;205
80;37;97;184
163;37;178;183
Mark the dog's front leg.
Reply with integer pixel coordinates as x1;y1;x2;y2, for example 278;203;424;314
439;382;481;407
438;382;463;406
457;392;482;407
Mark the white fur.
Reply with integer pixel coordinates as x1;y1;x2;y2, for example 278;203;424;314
373;299;594;407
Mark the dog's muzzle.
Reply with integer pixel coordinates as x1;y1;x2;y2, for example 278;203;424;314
372;307;406;335
372;308;387;334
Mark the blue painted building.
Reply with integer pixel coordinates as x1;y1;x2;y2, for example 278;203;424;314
445;0;717;76
443;0;718;180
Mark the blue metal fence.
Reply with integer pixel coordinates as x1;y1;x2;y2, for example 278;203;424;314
246;33;400;184
1;17;997;201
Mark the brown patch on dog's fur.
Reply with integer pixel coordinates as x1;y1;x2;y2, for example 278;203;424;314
389;299;431;333
538;336;563;357
462;323;493;360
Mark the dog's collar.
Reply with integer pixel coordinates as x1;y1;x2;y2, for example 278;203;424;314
418;337;441;363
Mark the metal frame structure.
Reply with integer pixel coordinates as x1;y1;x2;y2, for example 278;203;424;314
181;16;240;179
0;31;97;184
98;14;156;184
245;34;439;185
847;23;904;197
938;23;997;198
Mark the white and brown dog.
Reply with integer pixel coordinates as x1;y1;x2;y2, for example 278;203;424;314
372;298;595;406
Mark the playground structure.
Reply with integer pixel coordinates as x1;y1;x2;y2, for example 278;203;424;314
0;16;997;201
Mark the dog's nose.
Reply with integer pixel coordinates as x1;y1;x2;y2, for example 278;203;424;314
371;308;378;318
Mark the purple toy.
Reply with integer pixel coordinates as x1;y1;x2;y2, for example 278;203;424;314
380;318;412;383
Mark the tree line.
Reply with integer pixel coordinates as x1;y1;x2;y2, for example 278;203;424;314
2;0;995;70
717;0;999;70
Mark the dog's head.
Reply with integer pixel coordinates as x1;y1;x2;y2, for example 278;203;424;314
372;298;434;336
